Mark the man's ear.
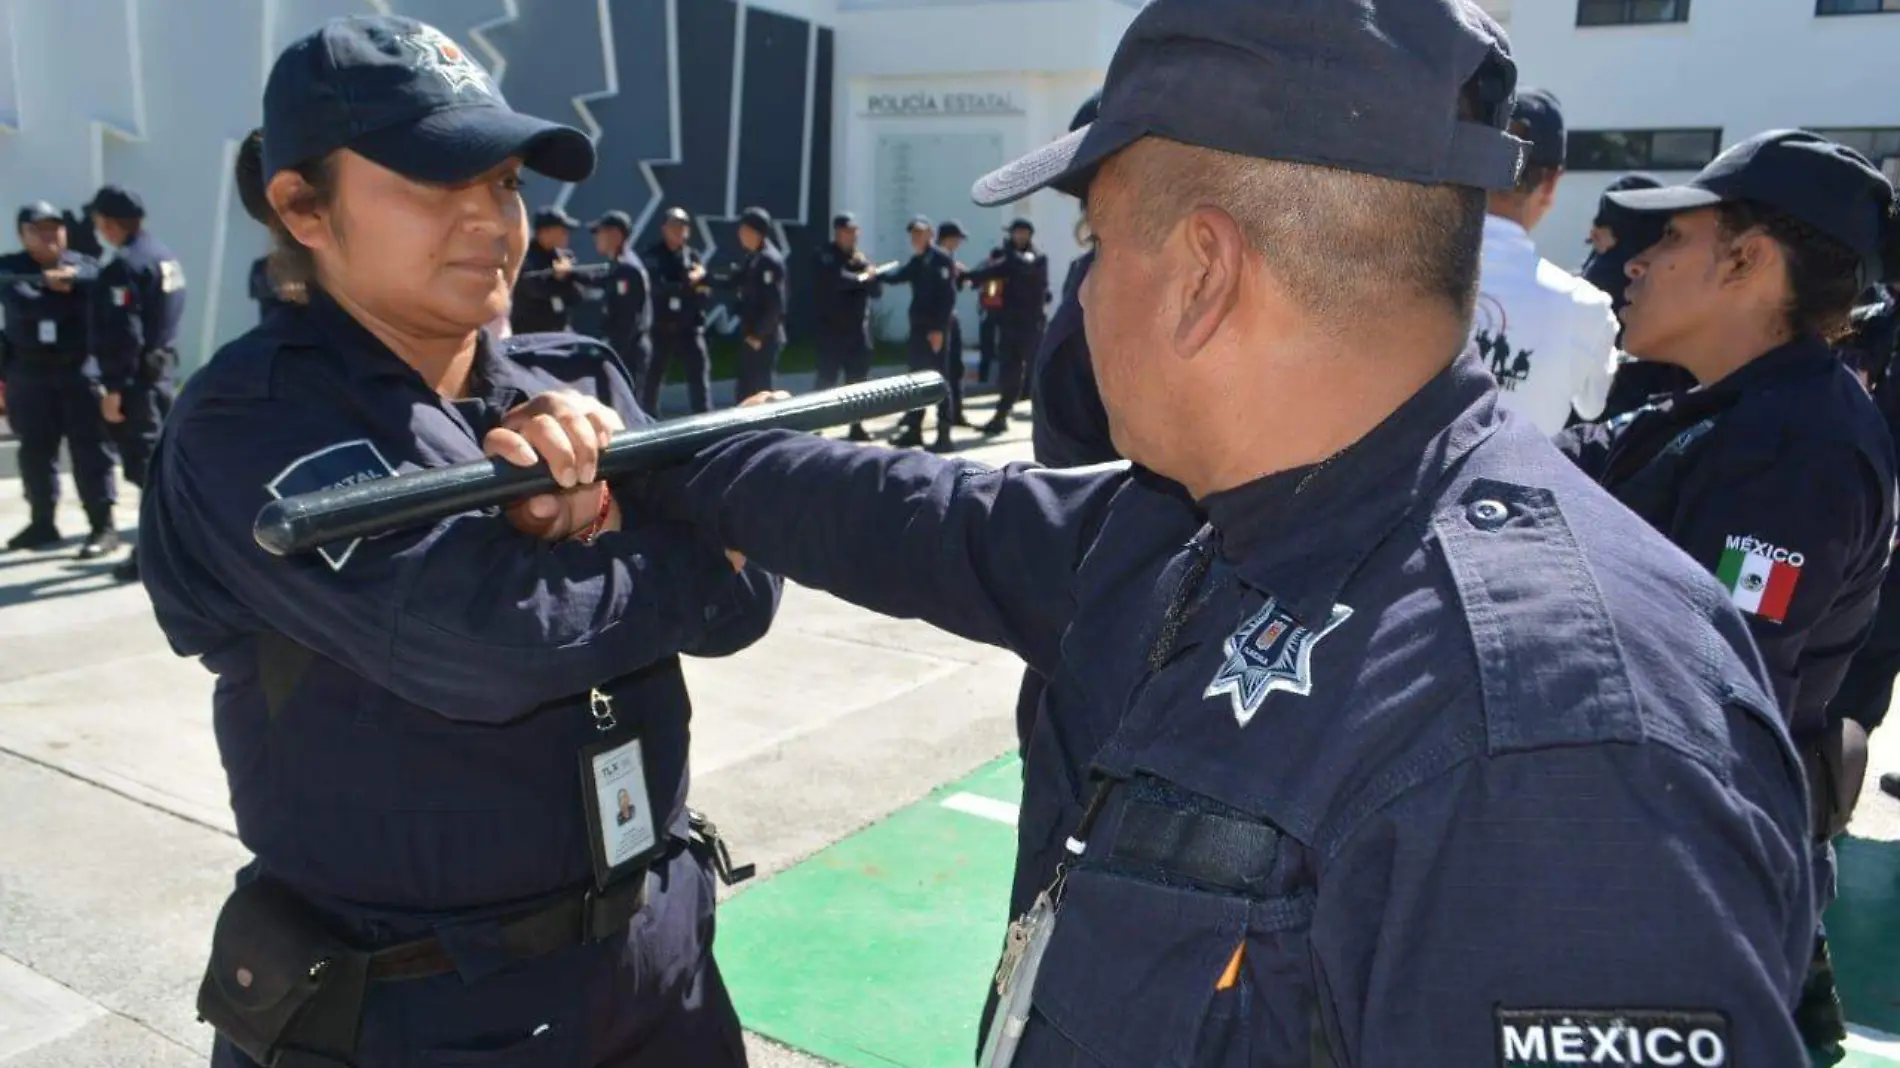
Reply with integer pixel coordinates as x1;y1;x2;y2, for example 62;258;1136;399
267;171;333;254
1174;205;1244;356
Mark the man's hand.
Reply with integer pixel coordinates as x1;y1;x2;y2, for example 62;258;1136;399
100;392;124;424
687;263;707;284
43;266;77;293
928;331;944;353
552;258;573;280
744;335;763;351
484;391;625;541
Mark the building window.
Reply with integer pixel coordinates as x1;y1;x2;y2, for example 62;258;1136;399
1817;0;1900;14
1577;0;1690;26
1808;127;1900;162
1566;129;1722;171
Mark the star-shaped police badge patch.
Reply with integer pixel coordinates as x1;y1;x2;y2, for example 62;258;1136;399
1204;599;1352;728
401;28;495;99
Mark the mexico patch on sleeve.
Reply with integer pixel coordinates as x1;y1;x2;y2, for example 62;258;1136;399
264;439;398;571
1497;1008;1729;1066
1715;535;1803;623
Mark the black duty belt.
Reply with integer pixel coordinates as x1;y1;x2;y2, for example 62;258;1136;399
366;873;648;981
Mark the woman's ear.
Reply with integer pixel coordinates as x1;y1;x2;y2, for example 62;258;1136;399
267;171;333;254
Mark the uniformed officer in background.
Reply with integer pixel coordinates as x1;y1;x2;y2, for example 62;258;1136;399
87;184;183;584
810;211;878;441
627;0;1817;1061
874;216;957;450
1554;130;1898;1064
589;210;653;392
511;205;581;334
1465;88;1619;433
145;19;777;1067
976;237;1005;384
935;219;972;429
962;217;1049;435
645;206;712;415
0;201;118;558
1584;173;1699;421
719;206;787;405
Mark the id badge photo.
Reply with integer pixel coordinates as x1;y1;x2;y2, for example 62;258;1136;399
578;687;664;889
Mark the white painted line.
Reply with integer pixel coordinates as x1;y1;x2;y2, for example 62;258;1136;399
1847;1024;1900;1060
941;792;1019;826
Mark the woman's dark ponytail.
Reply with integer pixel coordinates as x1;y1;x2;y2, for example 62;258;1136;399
237;129;337;292
235;128;272;225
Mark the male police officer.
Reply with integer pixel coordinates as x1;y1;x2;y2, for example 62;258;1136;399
1585;174;1699;422
1555;130;1899;1063
875;216;957;450
1466;89;1618;434
512;206;581;334
645;206;712;414
0;202;118;557
963;217;1049;434
723;207;786;405
88;184;184;583
630;1;1816;1062
811;212;879;441
589;210;653;391
936;219;973;429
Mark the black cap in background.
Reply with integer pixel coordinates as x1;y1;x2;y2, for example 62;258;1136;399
532;206;580;230
590;210;633;234
663;206;691;226
833;212;858;229
906;215;932;233
739;206;774;234
16;201;60;228
88;185;145;220
937;220;966;240
1510;88;1565;170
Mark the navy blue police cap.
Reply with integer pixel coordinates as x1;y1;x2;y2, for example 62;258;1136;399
937;220;967;240
1070;90;1102;134
1511;88;1565;169
1608;130;1897;278
262;16;594;186
833;212;858;229
16;201;60;227
906;215;932;233
88;185;145;220
589;210;633;234
1593;172;1660;228
1007;216;1034;233
533;206;580;230
662;206;691;225
972;0;1523;206
739;207;773;234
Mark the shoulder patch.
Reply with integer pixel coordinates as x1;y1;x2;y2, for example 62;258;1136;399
265;439;398;571
763;269;775;285
616;278;630;295
1496;1008;1729;1067
940;266;952;279
159;260;186;293
1715;535;1804;623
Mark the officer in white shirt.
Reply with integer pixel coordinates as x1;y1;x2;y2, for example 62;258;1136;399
1464;88;1619;434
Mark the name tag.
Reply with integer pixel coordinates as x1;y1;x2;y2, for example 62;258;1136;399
551;297;565;314
579;688;662;890
38;320;56;345
668;297;682;312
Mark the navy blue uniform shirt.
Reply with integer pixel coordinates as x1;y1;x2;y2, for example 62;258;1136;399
89;229;185;390
600;244;652;344
641;353;1814;1065
965;243;1051;327
879;245;957;335
511;245;581;334
1557;336;1897;744
646;240;707;335
811;241;879;333
732;243;786;343
1029;251;1114;468
0;250;97;363
248;256;291;322
139;289;781;910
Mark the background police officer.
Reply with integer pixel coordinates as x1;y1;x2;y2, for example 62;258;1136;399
0;201;118;558
1583;173;1698;421
875;216;957;450
645;206;712;414
811;212;879;441
1555;130;1898;1064
936;219;973;431
589;210;653;392
511;205;581;334
962;217;1049;434
87;184;183;583
720;206;786;405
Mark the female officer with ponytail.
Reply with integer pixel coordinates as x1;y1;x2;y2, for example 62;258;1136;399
139;16;776;1067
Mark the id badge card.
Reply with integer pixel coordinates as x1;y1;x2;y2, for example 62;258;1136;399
578;688;661;889
38;320;56;344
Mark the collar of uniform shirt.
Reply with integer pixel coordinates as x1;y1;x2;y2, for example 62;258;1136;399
1695;333;1838;396
1197;353;1500;629
296;284;523;413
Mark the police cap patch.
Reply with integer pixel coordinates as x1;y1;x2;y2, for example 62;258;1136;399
265;439;398;571
1496;1008;1729;1067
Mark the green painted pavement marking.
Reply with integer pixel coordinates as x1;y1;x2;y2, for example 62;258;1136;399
722;759;1900;1067
720;757;1023;1068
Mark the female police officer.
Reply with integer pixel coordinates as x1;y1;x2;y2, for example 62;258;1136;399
138;16;775;1067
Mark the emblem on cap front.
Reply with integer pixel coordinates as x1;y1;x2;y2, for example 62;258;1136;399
401;27;494;98
1204;598;1351;727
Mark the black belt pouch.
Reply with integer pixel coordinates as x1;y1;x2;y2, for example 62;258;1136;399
196;875;371;1067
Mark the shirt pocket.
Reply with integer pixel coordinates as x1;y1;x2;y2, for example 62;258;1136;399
1030;865;1320;1068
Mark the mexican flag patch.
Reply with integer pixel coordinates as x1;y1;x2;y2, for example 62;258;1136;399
1715;536;1803;623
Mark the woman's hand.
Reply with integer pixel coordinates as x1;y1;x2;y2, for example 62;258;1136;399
484;391;624;541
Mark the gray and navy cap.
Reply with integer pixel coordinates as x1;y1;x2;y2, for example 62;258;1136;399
739;206;774;234
906;215;932;233
1070;90;1102;134
262;15;594;185
1510;88;1565;169
590;210;633;234
832;212;858;230
937;219;967;240
16;201;60;227
1608;130;1897;279
972;0;1524;206
662;206;691;225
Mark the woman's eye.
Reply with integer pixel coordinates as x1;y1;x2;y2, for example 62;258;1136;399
499;174;524;192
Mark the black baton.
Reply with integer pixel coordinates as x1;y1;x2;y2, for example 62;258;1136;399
253;371;948;556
